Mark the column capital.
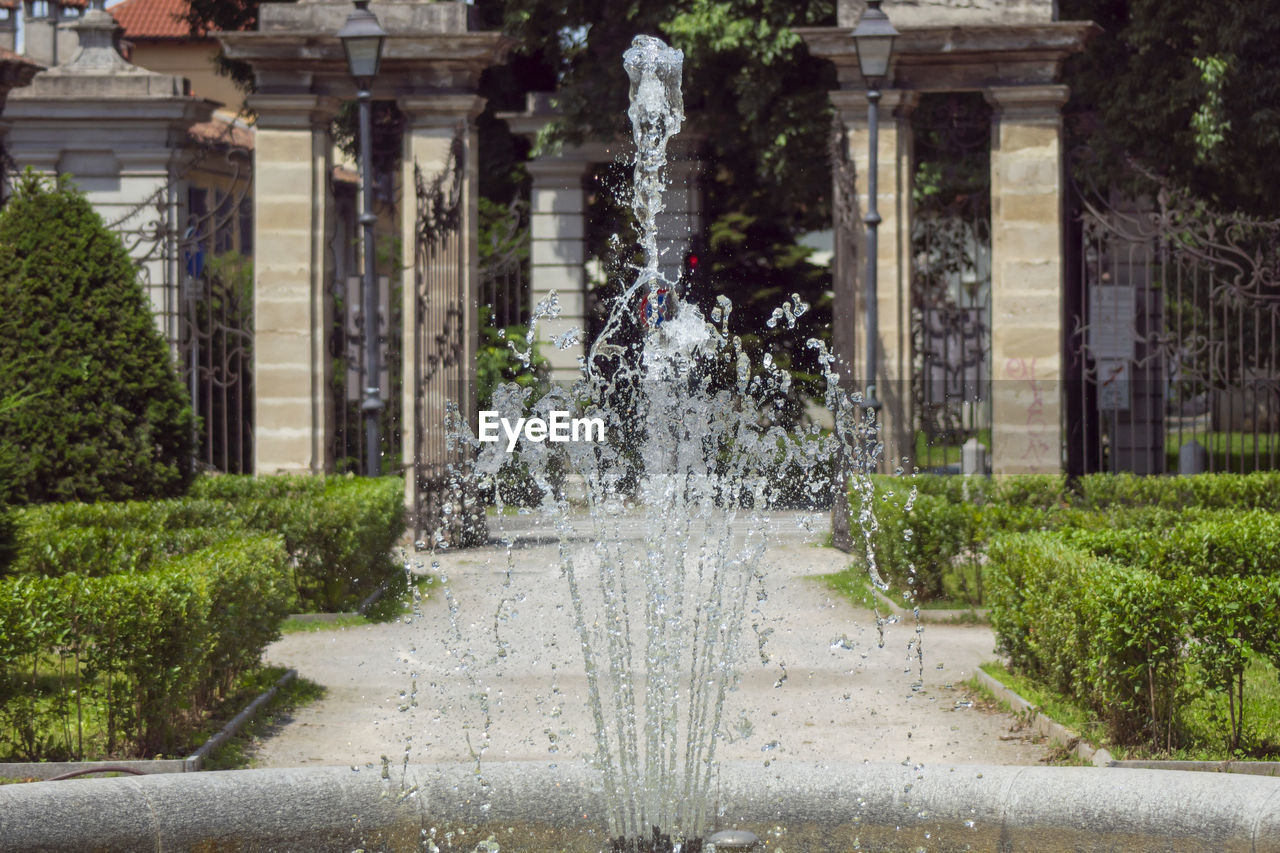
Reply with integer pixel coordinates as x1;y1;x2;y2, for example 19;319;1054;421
397;94;486;128
244;94;340;129
525;157;592;189
830;88;920;126
984;85;1069;121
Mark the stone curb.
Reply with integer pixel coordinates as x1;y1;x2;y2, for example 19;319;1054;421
973;667;1115;766
283;580;394;624
869;585;989;624
976;667;1280;776
0;668;297;781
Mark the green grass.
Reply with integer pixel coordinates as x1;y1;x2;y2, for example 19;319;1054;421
280;574;436;633
977;661;1108;750
980;657;1280;761
815;564;990;616
813;566;883;610
280;613;373;633
1178;656;1280;760
913;428;991;470
197;668;326;771
1164;431;1280;474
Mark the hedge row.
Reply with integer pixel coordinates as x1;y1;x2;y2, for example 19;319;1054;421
857;471;1280;602
988;524;1280;751
5;475;407;612
0;535;292;759
190;475;407;612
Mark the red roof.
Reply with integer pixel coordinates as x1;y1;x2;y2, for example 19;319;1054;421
110;0;199;40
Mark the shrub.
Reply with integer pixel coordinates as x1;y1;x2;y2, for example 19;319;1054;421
0;173;194;504
0;534;291;758
191;474;406;611
987;533;1189;747
1076;471;1280;511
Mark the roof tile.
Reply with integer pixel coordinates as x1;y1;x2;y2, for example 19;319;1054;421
110;0;199;40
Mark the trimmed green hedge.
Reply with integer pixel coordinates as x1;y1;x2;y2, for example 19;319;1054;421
856;472;1280;604
190;475;407;612
989;527;1280;752
1075;471;1280;511
0;535;291;759
6;475;409;610
862;474;1068;602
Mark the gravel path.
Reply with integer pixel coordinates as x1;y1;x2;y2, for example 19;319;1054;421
250;512;1048;770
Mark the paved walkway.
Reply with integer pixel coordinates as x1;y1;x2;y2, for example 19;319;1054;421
251;512;1048;770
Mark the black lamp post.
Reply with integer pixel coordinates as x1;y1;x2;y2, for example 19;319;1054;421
338;0;387;477
851;0;898;417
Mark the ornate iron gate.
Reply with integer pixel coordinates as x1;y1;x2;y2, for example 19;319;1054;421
411;129;484;546
910;93;993;473
101;135;255;474
1068;169;1280;475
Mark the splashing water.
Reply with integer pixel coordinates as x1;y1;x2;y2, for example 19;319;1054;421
441;34;885;848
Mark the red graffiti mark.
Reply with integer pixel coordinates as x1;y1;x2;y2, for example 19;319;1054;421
1006;357;1049;462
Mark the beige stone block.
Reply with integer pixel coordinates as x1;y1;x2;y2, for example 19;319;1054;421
255;200;315;232
254;435;312;475
531;265;586;294
253;280;311;309
253;333;313;369
994;156;1059;192
531;187;586;215
997;259;1060;294
255;399;316;426
996;192;1061;225
993;327;1062;367
255;164;318;199
531;213;585;241
531;239;585;267
254;367;316;402
997;123;1059;155
992;291;1060;323
994;224;1060;264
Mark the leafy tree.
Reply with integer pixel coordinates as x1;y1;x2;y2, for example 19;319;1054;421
0;173;195;504
1061;0;1280;216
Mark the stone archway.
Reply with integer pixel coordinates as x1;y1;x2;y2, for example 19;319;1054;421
800;4;1096;474
219;0;511;502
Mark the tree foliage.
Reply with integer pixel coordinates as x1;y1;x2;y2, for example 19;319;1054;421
1061;0;1280;216
0;174;195;505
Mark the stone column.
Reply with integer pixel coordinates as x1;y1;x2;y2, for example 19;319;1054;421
985;85;1068;475
653;136;704;289
398;94;483;503
526;156;590;384
246;94;338;475
831;88;917;470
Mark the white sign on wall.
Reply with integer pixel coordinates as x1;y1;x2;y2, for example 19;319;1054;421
1088;286;1136;360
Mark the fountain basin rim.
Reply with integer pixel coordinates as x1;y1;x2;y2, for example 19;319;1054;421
2;760;1278;851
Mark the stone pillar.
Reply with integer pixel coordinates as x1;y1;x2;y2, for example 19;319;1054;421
246;94;338;475
985;85;1068;475
653;137;704;290
526;156;589;384
831;88;917;470
398;94;483;494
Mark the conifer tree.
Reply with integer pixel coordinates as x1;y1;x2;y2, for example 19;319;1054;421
0;173;194;504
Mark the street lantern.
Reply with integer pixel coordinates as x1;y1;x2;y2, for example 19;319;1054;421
339;0;388;477
851;0;898;85
337;0;387;82
851;0;897;417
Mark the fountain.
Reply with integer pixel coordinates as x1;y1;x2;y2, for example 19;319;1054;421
2;35;1279;853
